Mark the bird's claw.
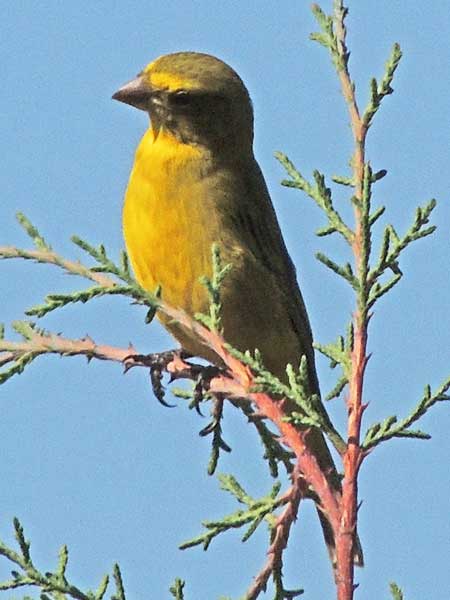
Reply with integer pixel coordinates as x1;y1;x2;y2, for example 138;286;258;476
123;349;192;406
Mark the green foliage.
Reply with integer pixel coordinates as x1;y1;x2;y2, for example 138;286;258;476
195;243;232;334
226;346;346;455
16;212;51;251
0;322;40;384
169;578;185;600
0;213;161;383
177;363;297;478
314;323;353;401
273;157;353;243
0;518;125;600
363;44;403;129
389;582;404;600
275;154;437;326
310;3;345;71
2;213;159;321
367;199;436;309
179;474;281;550
245;411;295;477
182;473;305;600
198;394;232;476
363;378;450;450
276;0;443;462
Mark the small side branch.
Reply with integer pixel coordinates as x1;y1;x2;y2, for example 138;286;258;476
179;476;283;551
246;466;306;600
275;153;354;244
0;518;125;600
363;377;450;450
0;323;139;383
169;578;186;600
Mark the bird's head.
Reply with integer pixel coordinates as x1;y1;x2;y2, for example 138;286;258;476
113;52;254;153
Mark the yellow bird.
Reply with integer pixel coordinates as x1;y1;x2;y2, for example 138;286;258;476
113;52;362;567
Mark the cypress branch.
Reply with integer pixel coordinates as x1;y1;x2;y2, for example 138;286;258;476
275;152;354;243
179;476;282;551
368;199;437;292
363;44;403;129
0;519;124;600
363;375;450;450
389;582;404;600
315;252;359;289
169;579;186;600
16;212;51;251
196;243;232;334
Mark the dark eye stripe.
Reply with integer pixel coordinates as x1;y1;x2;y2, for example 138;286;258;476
171;91;191;105
168;90;228;104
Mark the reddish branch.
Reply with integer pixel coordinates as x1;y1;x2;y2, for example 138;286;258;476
334;4;369;599
163;302;343;531
1;11;369;596
0;301;343;565
0;246;115;288
0;242;353;598
0;333;135;367
246;465;307;599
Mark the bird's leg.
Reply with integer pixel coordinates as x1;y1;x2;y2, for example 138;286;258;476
123;348;192;406
123;349;223;408
187;365;223;414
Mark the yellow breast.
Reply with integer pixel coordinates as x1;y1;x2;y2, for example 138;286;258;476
122;128;217;317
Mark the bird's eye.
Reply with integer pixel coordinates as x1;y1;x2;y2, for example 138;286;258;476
171;91;191;106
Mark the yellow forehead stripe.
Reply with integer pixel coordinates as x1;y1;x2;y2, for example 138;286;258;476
150;71;197;91
142;61;196;91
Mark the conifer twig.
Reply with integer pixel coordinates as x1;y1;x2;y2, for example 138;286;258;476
389;582;404;600
245;466;306;600
0;518;124;600
0;234;343;549
329;3;369;595
169;578;186;600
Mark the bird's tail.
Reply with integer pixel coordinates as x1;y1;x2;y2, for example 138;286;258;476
302;427;364;568
317;507;364;568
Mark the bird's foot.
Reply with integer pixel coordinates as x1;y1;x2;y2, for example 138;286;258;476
123;349;223;408
124;348;192;406
188;365;223;414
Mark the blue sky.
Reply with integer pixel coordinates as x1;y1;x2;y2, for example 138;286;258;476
1;2;449;599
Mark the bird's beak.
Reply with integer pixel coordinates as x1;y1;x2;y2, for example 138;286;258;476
112;75;152;111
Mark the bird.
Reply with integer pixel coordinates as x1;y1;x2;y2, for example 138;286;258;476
113;51;363;567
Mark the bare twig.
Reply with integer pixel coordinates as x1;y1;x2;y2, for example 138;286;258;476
332;2;368;597
246;466;306;599
0;245;116;288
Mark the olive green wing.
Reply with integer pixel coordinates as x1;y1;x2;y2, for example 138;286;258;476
221;157;319;391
